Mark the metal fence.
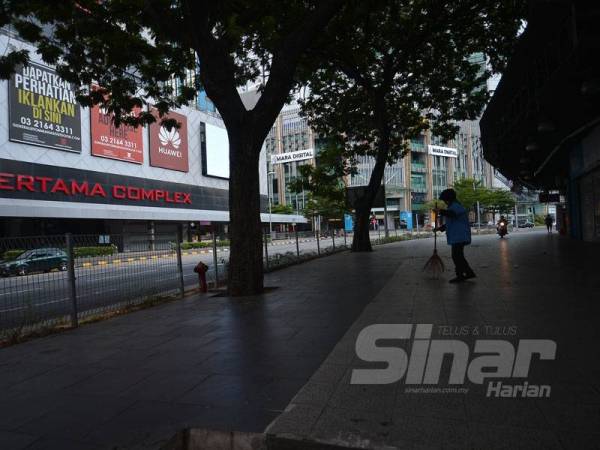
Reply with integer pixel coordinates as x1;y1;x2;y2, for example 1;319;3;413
1;226;496;337
0;233;184;335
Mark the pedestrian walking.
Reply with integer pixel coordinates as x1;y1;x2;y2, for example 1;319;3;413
435;188;476;283
544;214;553;233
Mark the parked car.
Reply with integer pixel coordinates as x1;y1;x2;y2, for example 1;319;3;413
518;222;535;228
0;248;68;276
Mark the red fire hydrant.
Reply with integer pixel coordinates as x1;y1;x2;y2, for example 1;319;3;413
193;261;209;293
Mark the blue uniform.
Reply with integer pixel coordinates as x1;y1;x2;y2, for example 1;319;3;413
443;201;471;245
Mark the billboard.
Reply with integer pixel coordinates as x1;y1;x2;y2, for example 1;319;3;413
8;62;81;152
90;88;143;164
400;210;413;230
344;213;354;232
149;109;189;172
201;122;229;179
271;149;314;165
428;144;458;158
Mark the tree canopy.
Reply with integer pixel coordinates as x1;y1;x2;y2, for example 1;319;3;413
451;177;515;220
0;0;346;295
270;203;295;215
297;0;525;251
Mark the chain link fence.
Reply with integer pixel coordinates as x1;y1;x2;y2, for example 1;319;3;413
1;225;492;337
0;233;185;336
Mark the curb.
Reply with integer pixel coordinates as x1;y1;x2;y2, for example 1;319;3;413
76;249;230;269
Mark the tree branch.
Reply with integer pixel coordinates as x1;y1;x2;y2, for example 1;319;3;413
252;0;345;137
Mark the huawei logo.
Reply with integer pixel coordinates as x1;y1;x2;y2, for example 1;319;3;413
158;126;181;149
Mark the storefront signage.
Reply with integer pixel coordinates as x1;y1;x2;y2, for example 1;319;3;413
90;86;144;164
0;159;234;211
271;149;314;165
0;172;191;205
8;62;81;152
428;145;458;158
149;109;189;172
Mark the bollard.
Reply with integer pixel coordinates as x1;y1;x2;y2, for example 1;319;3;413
295;226;300;258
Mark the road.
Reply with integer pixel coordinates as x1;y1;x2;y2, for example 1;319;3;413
0;236;343;330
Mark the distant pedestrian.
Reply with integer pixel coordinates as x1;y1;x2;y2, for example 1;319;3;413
544;214;553;233
435;189;476;283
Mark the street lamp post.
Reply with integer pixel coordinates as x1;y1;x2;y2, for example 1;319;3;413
267;171;275;239
382;167;389;238
472;179;481;234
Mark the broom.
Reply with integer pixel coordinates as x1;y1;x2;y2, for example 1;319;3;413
423;208;445;278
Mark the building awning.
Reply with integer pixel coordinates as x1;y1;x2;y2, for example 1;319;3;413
0;198;307;224
480;3;600;190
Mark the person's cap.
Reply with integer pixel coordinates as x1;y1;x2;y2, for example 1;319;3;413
439;189;456;202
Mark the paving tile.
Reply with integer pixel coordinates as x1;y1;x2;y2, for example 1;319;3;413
0;361;61;390
119;371;209;402
60;368;153;397
556;431;600;450
311;406;395;447
9;365;103;394
468;423;563;450
15;395;135;442
4;231;596;449
0;430;37;450
23;436;102;450
393;393;467;421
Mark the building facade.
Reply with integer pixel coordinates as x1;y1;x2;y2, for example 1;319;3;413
261;102;496;231
0;30;302;239
480;3;600;241
264;105;316;213
349;120;495;229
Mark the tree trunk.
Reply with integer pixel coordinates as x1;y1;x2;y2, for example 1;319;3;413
352;205;373;251
351;126;390;252
227;131;264;296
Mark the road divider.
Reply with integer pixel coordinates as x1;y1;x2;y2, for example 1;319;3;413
72;248;230;269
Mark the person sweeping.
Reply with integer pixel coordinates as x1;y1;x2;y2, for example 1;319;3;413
435;188;476;283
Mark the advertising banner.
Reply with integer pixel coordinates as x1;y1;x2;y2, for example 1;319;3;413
0;158;228;210
149;109;189;172
344;213;354;232
400;210;413;230
271;148;314;165
201;122;230;179
428;144;458;158
8;62;81;152
90;87;144;164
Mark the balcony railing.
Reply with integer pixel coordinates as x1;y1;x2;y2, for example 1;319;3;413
411;163;427;173
410;143;427;153
411;184;427;193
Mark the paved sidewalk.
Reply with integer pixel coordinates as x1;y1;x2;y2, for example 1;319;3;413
267;230;600;449
0;240;403;449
